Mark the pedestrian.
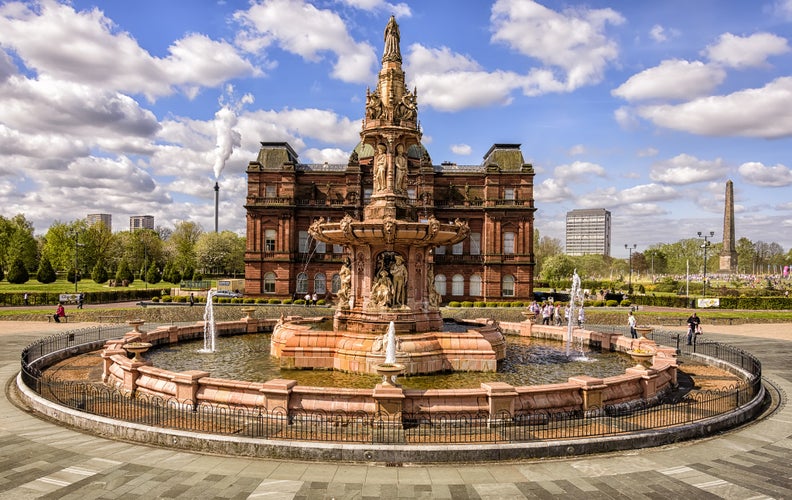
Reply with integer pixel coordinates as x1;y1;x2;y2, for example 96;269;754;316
686;312;701;345
312;292;318;306
628;311;637;338
77;292;84;309
23;292;29;306
553;304;561;326
577;306;585;328
189;293;195;307
53;303;66;323
304;293;311;307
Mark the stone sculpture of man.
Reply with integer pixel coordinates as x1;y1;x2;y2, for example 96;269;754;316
374;144;387;193
390;255;407;307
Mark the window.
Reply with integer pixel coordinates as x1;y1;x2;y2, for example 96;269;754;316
264;229;276;251
299;231;309;253
265;185;277;198
504;188;515;201
435;245;446;255
314;273;326;295
407;187;416;200
504;231;515;255
363;188;372;203
470;232;481;255
263;272;276;293
434;274;447;296
470;274;482;297
333;244;344;254
296;272;308;294
331;273;341;293
452;242;463;255
315;240;326;254
452;274;464;296
502;275;515;297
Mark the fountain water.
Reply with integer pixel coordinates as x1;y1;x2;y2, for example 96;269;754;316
200;290;216;353
565;270;582;358
384;321;397;364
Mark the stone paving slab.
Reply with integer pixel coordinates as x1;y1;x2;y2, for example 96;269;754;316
1;321;791;498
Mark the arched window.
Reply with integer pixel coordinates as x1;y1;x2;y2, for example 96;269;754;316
314;273;326;295
434;274;447;296
470;274;482;297
331;273;341;293
452;274;464;296
264;229;276;252
504;232;515;255
263;272;276;293
296;272;308;294
502;275;515;297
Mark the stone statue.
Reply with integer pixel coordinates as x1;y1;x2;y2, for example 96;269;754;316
427;266;441;308
374;144;387;192
336;258;352;309
371;269;393;308
390;255;407;307
395;145;407;194
366;91;383;120
382;15;401;63
340;214;354;237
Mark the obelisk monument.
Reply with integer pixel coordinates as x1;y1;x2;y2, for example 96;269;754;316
719;180;738;273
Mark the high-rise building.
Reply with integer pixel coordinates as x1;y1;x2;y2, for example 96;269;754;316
565;209;611;256
129;215;154;232
87;213;112;231
244;18;536;301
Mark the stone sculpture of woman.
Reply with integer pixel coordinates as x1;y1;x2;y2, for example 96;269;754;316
383;15;401;63
374;144;387;193
390;255;407;307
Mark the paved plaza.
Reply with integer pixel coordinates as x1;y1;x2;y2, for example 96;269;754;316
1;319;791;499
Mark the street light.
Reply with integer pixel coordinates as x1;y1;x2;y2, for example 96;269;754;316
697;231;715;297
71;230;84;293
625;244;637;294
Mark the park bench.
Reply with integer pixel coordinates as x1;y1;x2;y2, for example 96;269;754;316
45;314;68;323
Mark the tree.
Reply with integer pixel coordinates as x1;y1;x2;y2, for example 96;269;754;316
533;229;563;277
146;262;162;284
0;214;38;274
195;231;245;275
92;260;109;284
115;260;134;284
643;247;668;277
539;254;576;284
36;257;57;284
7;258;29;284
162;261;182;284
168;221;202;278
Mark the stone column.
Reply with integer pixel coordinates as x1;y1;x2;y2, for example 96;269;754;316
569;375;607;414
719;179;738;272
482;382;517;425
172;370;209;408
372;383;405;443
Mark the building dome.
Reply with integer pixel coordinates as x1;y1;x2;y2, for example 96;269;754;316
353;142;376;159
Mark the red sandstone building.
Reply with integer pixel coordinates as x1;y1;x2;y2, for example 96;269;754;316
244;19;536;303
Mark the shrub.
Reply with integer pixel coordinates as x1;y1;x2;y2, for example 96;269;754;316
448;301;461;307
295;299;306;305
485;302;498;307
282;299;293;305
316;299;327;306
511;301;524;308
92;261;108;284
473;301;486;308
605;300;619;307
620;299;632;307
162;296;173;303
151;296;160;302
36;257;57;284
461;301;474;307
6;258;29;284
499;302;512;307
268;298;281;304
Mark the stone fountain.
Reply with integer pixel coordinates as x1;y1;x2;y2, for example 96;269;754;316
270;16;506;376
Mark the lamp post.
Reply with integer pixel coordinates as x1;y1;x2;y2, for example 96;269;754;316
625;244;636;294
697;231;715;297
71;230;84;293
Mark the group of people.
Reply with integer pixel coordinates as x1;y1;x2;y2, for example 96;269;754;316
303;292;319;306
528;301;585;328
626;310;702;345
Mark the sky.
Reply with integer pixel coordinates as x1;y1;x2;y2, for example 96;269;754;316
1;0;792;258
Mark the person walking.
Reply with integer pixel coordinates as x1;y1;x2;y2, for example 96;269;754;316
189;293;195;307
686;312;701;345
23;292;29;306
628;311;637;338
77;292;84;309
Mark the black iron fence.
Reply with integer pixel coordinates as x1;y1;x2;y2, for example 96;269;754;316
20;326;763;445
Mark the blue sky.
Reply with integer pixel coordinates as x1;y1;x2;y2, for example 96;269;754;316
1;0;792;257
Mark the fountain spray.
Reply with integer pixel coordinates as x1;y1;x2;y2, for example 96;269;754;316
200;290;217;353
385;321;397;364
566;270;581;358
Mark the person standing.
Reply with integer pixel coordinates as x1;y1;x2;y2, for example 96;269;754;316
628;311;637;338
189;293;195;307
77;292;84;309
577;306;585;328
686;312;701;345
23;292;29;306
53;303;65;323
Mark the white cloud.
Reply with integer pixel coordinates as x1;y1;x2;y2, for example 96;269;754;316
339;0;411;18
577;183;677;209
490;0;624;91
636;77;792;138
568;144;586;156
704;32;790;69
451;144;472;155
637;147;659;158
738;161;792;187
0;1;258;101
649;154;726;184
774;0;792;20
554;161;606;182
534;177;573;203
234;0;376;84
612;60;725;101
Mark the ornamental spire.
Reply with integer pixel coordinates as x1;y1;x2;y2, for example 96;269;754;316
382;15;401;63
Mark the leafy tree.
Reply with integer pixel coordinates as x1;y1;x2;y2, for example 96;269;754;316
533;229;563;277
36;257;57;283
7;258;29;284
643;247;668;276
0;214;38;274
540;254;576;284
67;267;82;284
195;231;244;275
168;221;202;278
162;261;182;284
146;262;162;284
115;260;134;283
92;260;109;284
0;265;3;281
735;237;755;274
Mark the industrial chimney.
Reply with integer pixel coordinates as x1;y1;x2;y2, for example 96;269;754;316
214;182;219;233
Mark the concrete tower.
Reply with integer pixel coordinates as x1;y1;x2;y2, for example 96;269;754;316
719;180;738;273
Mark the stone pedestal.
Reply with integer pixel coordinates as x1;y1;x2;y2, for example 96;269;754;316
569;375;607;412
172;370;210;406
482;382;517;425
373;383;405;443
